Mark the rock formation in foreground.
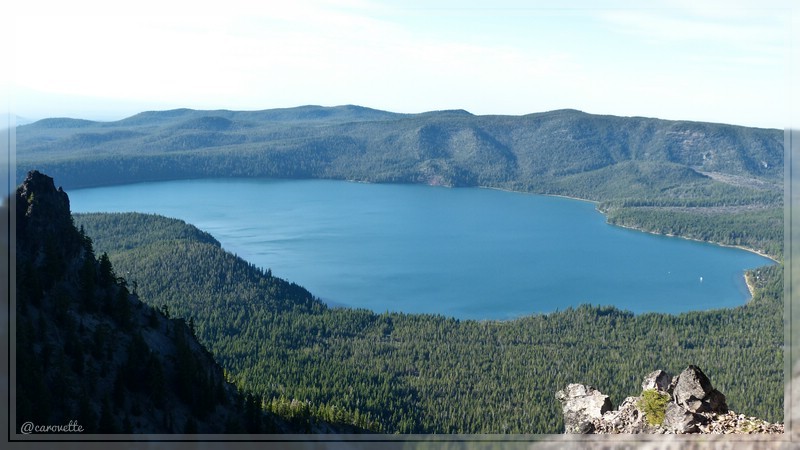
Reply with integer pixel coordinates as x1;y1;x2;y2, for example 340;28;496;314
556;365;784;434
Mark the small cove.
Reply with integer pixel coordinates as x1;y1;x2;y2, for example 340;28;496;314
68;178;775;320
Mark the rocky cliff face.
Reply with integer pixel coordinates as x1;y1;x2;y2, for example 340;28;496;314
14;170;367;435
557;365;783;434
15;171;329;434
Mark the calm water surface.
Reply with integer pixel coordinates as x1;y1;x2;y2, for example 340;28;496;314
68;178;774;319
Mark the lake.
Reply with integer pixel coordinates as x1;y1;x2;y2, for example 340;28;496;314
68;178;775;320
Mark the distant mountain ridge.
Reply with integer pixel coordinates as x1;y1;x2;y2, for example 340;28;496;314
15;105;785;259
24;104;406;130
15;105;782;197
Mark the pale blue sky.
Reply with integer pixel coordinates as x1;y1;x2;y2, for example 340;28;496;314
4;0;796;128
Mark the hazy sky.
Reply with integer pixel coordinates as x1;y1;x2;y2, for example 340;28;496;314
4;0;797;128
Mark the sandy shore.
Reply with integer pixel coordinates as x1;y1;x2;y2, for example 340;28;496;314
744;272;757;300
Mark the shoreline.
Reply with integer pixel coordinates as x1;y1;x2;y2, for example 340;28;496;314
78;175;777;264
744;271;756;301
606;221;776;306
608;221;779;264
479;184;779;263
481;184;776;306
82;176;779;311
479;185;601;205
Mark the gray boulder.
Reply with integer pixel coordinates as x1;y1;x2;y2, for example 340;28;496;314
641;370;672;392
673;365;728;413
663;402;708;433
702;389;728;413
599;395;648;433
556;383;613;434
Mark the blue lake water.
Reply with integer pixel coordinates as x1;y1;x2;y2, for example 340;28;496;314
68;178;775;320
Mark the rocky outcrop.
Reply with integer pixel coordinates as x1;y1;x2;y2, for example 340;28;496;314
558;365;783;434
672;365;727;413
641;369;671;392
555;384;613;433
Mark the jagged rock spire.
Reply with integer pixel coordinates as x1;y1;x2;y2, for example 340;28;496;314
16;170;85;263
16;170;73;237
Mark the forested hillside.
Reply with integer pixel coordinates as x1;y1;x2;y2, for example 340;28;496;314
75;211;784;434
16;106;784;259
14;172;249;433
14;171;364;434
16;106;782;193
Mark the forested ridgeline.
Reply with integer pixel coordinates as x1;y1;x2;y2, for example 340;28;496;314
15;171;365;434
18;106;785;261
16;107;783;192
74;212;785;434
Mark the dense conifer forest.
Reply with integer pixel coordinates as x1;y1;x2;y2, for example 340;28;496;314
74;212;784;434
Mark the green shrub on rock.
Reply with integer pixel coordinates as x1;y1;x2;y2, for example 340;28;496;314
639;389;670;426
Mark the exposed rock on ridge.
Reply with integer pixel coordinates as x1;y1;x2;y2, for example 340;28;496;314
557;365;783;434
555;384;612;433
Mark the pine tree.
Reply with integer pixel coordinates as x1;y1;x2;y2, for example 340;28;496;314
98;253;115;287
